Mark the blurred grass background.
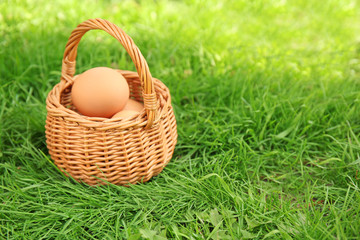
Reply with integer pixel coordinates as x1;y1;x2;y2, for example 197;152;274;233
1;0;360;239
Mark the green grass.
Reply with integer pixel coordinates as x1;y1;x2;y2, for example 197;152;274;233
1;0;360;239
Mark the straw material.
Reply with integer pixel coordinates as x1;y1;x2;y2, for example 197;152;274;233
45;19;177;186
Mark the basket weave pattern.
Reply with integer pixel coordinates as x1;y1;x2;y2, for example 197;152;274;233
45;19;177;186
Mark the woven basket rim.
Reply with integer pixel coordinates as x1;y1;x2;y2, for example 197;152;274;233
46;69;171;131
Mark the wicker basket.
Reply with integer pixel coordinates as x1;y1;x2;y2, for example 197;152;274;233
45;18;177;186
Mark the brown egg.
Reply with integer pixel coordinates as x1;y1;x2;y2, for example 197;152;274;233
112;110;139;119
123;99;144;112
71;67;129;118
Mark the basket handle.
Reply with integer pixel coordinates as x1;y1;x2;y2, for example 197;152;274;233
61;18;157;129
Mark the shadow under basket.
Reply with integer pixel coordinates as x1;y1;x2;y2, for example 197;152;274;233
45;19;177;186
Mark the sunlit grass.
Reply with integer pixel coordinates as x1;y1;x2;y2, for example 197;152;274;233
1;0;360;239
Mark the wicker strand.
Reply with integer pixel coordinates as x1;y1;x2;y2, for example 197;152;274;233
143;92;158;111
61;58;76;84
